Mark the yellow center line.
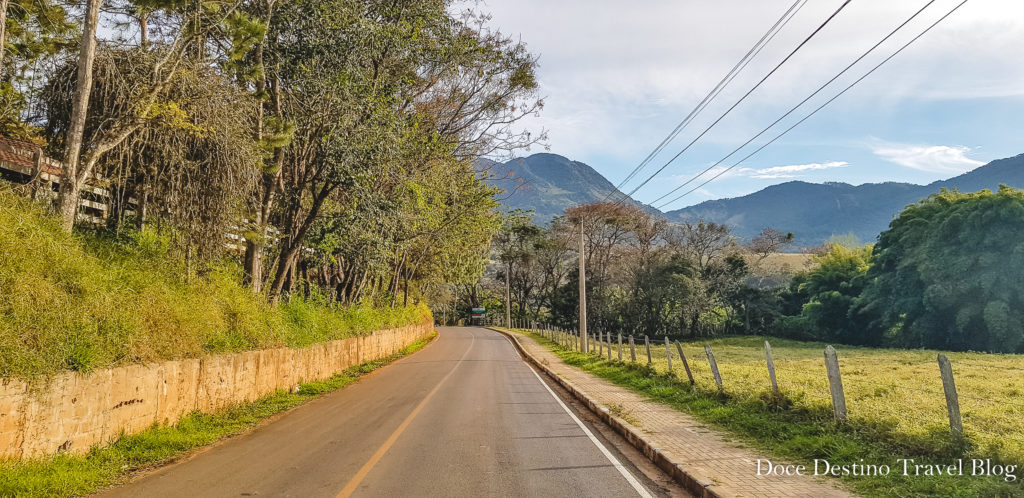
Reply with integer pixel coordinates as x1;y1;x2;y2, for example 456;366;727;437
336;330;475;498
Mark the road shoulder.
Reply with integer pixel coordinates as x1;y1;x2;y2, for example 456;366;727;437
492;328;854;498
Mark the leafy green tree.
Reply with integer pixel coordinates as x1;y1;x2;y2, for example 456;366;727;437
858;187;1024;353
256;0;541;303
796;244;880;345
617;254;698;337
0;0;74;137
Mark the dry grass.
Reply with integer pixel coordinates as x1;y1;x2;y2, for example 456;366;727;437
599;334;1024;465
527;329;1024;496
747;252;817;273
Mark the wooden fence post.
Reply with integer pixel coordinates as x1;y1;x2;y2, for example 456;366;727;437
617;333;623;361
644;335;652;365
665;337;673;372
824;345;847;423
705;345;723;390
629;336;636;362
598;331;603;356
765;341;779;393
937;354;963;436
676;342;695;384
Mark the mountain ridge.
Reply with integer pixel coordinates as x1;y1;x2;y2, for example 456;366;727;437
478;153;657;222
483;152;1024;247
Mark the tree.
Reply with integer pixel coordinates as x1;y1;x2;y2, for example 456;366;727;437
50;0;241;230
668;221;733;272
858;187;1024;353
493;210;544;319
55;0;102;230
794;244;879;345
618;254;698;336
746;227;794;263
0;0;74;137
256;0;541;303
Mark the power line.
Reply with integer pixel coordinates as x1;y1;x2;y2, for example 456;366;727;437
648;0;939;207
655;0;971;210
617;0;854;203
605;0;808;202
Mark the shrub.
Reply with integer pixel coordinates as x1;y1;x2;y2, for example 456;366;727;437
0;189;429;380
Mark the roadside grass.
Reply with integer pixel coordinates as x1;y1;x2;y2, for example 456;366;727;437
520;330;1024;497
0;332;435;498
0;189;430;380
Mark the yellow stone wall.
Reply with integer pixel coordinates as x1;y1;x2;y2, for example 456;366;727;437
0;320;433;459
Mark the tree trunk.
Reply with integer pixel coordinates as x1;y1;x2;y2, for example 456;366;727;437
139;12;147;46
243;243;263;293
0;0;9;73
57;0;103;231
402;272;409;307
244;50;283;293
267;185;330;304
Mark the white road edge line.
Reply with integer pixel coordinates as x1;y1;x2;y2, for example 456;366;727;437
514;343;654;498
502;336;524;360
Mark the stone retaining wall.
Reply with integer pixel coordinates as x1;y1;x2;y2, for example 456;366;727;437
0;319;434;459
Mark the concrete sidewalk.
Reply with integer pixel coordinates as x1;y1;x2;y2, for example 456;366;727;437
505;329;854;498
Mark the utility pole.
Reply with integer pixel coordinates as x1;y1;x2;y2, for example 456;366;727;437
578;223;588;353
505;262;512;328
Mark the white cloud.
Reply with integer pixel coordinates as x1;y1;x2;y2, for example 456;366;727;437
871;144;983;174
477;1;1024;166
738;161;849;179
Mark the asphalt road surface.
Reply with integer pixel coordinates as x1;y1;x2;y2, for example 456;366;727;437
100;327;684;497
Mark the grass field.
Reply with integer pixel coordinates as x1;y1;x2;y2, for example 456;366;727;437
0;332;436;498
525;329;1024;496
749;252;817;272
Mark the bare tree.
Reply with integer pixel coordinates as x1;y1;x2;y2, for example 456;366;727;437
746;227;795;263
668;221;734;272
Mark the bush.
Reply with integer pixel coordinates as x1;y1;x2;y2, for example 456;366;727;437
860;187;1024;353
0;189;430;380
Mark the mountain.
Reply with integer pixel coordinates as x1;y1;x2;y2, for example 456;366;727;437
481;151;1024;247
479;153;660;223
664;153;1024;246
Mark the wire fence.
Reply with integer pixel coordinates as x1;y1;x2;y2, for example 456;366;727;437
505;321;1024;461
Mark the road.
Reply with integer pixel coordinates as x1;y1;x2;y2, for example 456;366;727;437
100;327;680;497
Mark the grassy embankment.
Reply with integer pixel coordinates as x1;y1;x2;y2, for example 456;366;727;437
0;333;435;497
0;190;430;381
521;330;1024;497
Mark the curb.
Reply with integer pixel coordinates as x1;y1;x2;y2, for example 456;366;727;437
490;327;725;498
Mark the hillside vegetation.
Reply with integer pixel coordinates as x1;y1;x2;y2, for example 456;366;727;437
0;191;430;380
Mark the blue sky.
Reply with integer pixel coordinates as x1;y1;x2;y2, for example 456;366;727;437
477;0;1024;209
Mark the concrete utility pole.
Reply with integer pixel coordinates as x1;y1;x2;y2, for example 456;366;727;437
505;262;512;328
578;223;588;353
